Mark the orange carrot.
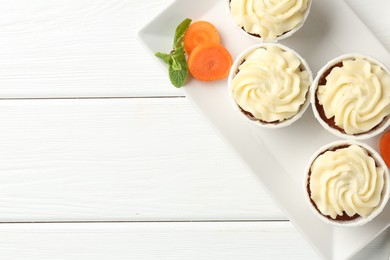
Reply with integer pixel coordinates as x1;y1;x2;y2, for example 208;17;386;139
183;21;220;54
380;130;390;168
188;43;232;81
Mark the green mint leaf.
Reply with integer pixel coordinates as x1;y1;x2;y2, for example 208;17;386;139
173;18;192;49
155;52;171;64
171;56;182;71
173;44;184;56
168;38;188;87
155;18;191;88
169;60;188;88
170;45;185;69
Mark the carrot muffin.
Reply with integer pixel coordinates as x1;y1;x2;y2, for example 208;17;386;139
229;0;311;41
312;55;390;139
305;141;390;226
229;43;312;127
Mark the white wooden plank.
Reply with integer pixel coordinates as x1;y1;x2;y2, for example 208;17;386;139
0;0;389;98
0;222;319;259
0;222;387;260
0;98;284;221
0;0;177;97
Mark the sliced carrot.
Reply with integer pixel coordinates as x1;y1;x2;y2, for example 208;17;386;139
380;130;390;168
183;21;220;54
188;43;232;81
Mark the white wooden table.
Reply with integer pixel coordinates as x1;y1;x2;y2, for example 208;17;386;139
0;0;389;259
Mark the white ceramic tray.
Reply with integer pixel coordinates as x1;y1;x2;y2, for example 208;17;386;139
138;0;390;259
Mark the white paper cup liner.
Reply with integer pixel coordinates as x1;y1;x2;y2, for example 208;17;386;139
228;43;313;129
226;0;312;42
311;54;390;140
303;140;390;227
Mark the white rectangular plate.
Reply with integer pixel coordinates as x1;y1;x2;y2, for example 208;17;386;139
138;0;390;259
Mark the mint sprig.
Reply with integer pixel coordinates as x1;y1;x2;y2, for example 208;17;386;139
173;18;192;49
155;52;171;64
155;18;192;88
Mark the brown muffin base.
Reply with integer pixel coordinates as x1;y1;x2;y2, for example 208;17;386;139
315;62;345;133
239;106;280;124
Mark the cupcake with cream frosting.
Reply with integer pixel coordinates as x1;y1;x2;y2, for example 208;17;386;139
228;0;311;41
304;141;390;226
228;43;312;128
312;54;390;140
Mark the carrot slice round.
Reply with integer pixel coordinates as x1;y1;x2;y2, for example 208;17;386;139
188;43;232;81
380;130;390;167
183;21;220;54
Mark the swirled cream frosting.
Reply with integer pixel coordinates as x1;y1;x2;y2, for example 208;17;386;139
317;58;390;135
231;46;310;122
310;145;385;219
230;0;309;40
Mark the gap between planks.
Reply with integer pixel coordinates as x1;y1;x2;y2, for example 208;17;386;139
0;96;185;100
0;219;289;225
